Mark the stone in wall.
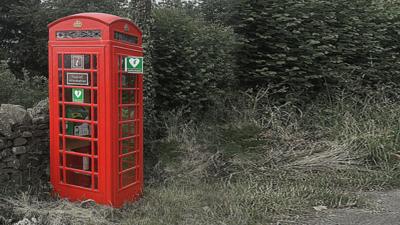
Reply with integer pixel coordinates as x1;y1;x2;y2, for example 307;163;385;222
0;104;31;125
0;99;49;190
27;98;48;118
0;113;14;138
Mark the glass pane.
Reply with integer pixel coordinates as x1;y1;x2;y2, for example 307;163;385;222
122;90;135;104
121;169;135;187
114;31;138;44
84;55;91;69
59;137;63;149
93;55;97;69
94;175;98;189
92;72;97;87
93;141;98;155
59;153;63;166
92;124;98;138
65;121;92;137
64;55;72;69
59;120;64;134
58;88;62;101
60;169;64;183
66;154;91;171
121;138;134;154
93;89;97;104
63;105;92;121
121;155;135;170
121;123;134;137
118;56;126;71
58;54;62;69
121;74;135;87
59;104;63;118
93;158;98;172
66;170;91;188
58;71;62;85
65;138;91;153
120;107;134;120
93;108;98;121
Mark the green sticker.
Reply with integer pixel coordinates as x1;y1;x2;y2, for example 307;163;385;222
124;56;143;74
72;88;84;103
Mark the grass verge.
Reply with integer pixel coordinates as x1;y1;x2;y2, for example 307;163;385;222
2;91;400;224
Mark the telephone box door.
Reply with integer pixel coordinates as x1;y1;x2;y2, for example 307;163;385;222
50;47;106;199
113;46;144;202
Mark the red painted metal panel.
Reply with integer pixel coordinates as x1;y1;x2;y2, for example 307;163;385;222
48;13;143;208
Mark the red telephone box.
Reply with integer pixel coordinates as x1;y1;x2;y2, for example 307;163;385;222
48;13;143;207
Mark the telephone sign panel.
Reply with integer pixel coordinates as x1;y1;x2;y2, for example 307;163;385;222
48;13;144;207
66;73;89;86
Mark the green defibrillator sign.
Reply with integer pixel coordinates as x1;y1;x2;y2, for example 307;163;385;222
72;88;84;103
124;56;143;74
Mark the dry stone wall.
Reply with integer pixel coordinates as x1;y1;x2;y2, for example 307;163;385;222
0;99;49;188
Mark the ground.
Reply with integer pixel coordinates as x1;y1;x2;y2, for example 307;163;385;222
305;190;400;225
2;186;400;225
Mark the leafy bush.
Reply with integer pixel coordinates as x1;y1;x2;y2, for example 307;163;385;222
11;75;48;107
199;0;234;24
231;0;400;100
0;64;17;104
151;7;236;115
0;65;47;107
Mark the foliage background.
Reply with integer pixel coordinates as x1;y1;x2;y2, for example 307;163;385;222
2;0;400;170
3;0;400;107
3;0;400;224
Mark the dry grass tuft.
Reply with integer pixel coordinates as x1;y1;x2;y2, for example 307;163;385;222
286;141;365;171
0;192;119;225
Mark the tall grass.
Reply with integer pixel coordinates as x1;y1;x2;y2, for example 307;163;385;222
2;90;400;224
125;90;400;223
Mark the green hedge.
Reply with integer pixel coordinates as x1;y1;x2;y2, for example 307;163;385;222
0;65;47;107
231;0;400;99
151;7;236;115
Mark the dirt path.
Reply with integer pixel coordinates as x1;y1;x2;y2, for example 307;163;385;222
304;190;400;225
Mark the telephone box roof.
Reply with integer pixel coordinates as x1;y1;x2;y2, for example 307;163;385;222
48;12;137;28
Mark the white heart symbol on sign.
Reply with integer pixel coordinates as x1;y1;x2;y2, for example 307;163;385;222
74;90;82;98
129;58;140;67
